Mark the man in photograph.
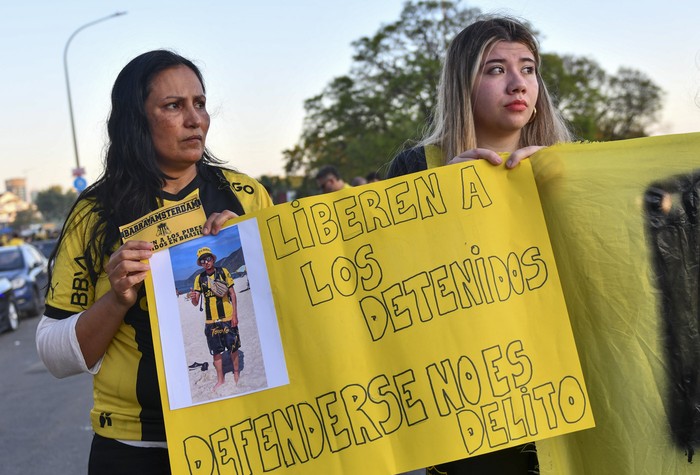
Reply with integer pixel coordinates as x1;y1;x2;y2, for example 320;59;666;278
189;247;241;390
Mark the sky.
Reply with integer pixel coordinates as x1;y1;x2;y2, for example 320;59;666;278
171;229;242;282
1;0;699;196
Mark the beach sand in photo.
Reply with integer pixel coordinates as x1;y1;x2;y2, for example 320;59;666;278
178;276;269;403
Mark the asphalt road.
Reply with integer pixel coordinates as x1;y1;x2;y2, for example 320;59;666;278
0;314;93;475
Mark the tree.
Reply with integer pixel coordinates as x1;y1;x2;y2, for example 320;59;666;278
11;209;38;230
541;55;663;141
284;0;664;181
596;67;663;140
540;54;606;140
283;1;482;181
34;186;77;223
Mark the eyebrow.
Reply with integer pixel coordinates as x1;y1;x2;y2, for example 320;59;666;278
484;57;536;65
159;94;206;101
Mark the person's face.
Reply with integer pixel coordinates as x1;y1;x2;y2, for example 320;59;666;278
145;65;210;174
471;41;539;147
199;254;214;270
317;175;341;193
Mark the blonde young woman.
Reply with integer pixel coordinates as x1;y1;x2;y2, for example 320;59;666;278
388;16;571;177
388;16;572;475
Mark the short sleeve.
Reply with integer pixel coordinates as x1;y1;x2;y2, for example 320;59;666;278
44;200;99;319
221;169;274;212
224;268;234;287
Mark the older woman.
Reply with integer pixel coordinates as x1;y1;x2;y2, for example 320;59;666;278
36;50;272;474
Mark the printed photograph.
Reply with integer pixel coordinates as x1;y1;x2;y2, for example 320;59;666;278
150;222;289;409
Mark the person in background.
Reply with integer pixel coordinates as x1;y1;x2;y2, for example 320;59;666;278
351;175;368;186
35;50;272;474
6;232;24;246
365;171;381;183
315;165;350;193
387;16;572;475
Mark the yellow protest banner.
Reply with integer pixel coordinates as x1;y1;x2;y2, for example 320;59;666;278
122;158;592;474
533;132;700;474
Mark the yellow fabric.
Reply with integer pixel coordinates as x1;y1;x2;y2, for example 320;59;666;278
46;198;149;440
424;135;700;473
222;168;274;211
532;133;700;474
424;144;444;169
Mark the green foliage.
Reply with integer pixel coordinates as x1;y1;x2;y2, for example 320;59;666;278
284;0;664;183
11;209;38;230
283;1;482;181
540;54;605;139
34;186;78;223
541;55;663;141
596;67;663;140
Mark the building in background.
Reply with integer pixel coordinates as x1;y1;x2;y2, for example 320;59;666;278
5;178;28;203
0;192;30;227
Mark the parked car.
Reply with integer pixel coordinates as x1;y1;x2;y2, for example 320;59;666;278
0;277;19;332
0;244;48;317
33;238;58;259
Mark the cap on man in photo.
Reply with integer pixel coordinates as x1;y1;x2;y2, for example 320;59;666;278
196;247;217;266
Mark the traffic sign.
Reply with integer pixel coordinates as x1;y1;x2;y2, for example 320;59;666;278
72;167;86;177
74;176;87;192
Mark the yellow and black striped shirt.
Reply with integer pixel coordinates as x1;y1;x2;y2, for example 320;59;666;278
44;168;272;441
194;267;235;322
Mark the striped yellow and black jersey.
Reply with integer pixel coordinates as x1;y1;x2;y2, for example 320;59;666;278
44;167;272;441
194;267;235;322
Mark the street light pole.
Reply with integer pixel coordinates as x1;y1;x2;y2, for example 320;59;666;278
63;11;126;182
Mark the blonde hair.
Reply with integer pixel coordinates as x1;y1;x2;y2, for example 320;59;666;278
421;16;572;162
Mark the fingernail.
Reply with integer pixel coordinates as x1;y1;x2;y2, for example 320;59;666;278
506;159;513;168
